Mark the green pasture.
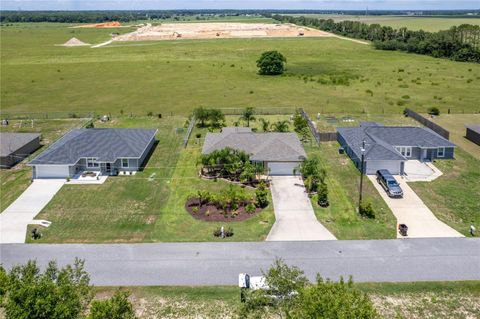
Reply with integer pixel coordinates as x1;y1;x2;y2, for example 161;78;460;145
1;23;479;117
286;14;480;31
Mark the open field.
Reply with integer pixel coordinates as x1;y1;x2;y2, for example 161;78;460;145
425;113;480;159
287;14;480;32
26;116;274;243
409;148;480;236
114;23;332;42
91;281;480;319
306;142;396;239
313;113;420;132
0;118;90;211
1;23;480;116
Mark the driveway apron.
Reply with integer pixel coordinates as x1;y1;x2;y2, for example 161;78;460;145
0;179;64;243
266;176;336;241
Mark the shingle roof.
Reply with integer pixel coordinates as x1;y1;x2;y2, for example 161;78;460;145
29;128;157;165
337;123;455;161
202;129;306;162
0;133;41;157
466;124;480;134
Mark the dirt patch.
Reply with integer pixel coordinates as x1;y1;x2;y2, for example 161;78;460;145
60;37;90;47
185;198;263;222
72;21;122;28
114;22;333;42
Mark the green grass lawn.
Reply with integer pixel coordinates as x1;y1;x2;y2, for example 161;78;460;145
313;113;420;132
306;142;396;240
27;116;274;243
92;281;480;319
287;14;480;32
426;113;480;160
409;148;480;236
2;23;480;117
0;118;90;212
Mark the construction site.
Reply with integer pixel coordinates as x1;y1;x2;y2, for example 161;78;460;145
113;23;333;42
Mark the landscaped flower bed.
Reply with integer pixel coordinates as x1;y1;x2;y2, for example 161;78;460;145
185;184;269;222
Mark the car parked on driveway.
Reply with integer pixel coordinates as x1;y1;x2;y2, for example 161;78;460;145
376;169;403;198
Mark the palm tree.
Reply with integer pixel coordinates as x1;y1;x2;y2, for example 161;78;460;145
240;107;256;127
271;120;289;132
259;118;270;132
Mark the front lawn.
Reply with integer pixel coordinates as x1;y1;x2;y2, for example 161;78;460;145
306;142;397;239
409;148;480;236
28;116;274;243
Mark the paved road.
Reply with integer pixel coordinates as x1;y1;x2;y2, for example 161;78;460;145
0;179;64;243
1;238;478;286
368;175;463;238
267;176;336;241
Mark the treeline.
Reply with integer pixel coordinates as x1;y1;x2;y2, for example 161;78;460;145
0;10;262;23
269;14;480;63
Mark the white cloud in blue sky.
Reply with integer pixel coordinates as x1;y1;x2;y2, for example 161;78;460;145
1;0;479;10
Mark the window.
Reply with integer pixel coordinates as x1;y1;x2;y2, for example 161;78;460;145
86;157;99;168
437;147;445;158
122;158;129;168
395;147;412;158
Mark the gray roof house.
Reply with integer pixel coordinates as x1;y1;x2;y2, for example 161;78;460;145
465;124;480;146
29;128;157;179
337;122;455;175
0;133;41;168
202;127;306;175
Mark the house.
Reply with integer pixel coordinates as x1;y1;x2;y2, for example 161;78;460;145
202;127;306;175
337;122;455;175
465;124;480;146
0;133;41;168
28;128;157;179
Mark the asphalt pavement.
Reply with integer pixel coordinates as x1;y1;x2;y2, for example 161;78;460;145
1;238;479;286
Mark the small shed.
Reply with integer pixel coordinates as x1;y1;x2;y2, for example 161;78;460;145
466;124;480;146
0;133;41;168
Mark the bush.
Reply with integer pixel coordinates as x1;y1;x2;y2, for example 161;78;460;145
88;290;135;319
317;182;329;207
85;121;94;129
428;106;440;116
213;226;234;238
256;50;287;75
359;202;375;219
245;202;256;214
195;133;201;138
255;182;269;208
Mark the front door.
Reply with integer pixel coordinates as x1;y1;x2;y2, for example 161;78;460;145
106;163;111;175
421;149;428;161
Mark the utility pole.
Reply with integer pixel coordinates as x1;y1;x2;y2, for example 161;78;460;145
358;140;366;211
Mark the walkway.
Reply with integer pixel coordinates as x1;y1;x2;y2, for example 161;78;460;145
1;238;478;286
266;176;336;241
368;176;463;238
0;179;64;243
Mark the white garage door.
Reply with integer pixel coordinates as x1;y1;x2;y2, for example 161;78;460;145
35;165;70;179
366;160;402;175
268;162;300;176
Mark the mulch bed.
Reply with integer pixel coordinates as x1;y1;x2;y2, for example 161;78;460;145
185;198;263;222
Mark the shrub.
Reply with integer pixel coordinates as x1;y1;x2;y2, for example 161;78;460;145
317;182;329;207
359;202;375;219
213;227;234;237
85;122;94;129
255;182;269;208
192;207;199;214
88;290;135;319
428;107;440;115
396;100;405;106
402;95;410;99
147;111;153;116
365;89;373;96
195;133;201;139
245;202;256;214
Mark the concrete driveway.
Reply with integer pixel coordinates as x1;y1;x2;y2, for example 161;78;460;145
0;179;64;243
266;176;336;241
368;175;463;238
404;160;443;182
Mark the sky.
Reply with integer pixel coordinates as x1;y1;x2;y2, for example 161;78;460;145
1;0;479;11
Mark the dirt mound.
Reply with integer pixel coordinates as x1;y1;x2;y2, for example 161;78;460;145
75;21;121;28
62;37;90;47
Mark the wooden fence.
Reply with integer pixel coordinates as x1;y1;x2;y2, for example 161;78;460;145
299;108;337;143
405;108;450;140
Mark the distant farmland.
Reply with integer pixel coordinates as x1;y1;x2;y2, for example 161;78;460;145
285;14;480;32
1;22;479;116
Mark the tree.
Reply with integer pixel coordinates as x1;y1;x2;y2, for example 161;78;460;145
256;51;287;75
193;107;209;127
241;107;256;127
208;108;225;128
293;111;308;133
88;290;135;319
3;259;92;319
271;120;289;132
255;182;269;208
427;106;440;116
291;276;378;319
240;161;256;184
317;182;329;207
